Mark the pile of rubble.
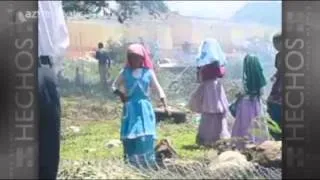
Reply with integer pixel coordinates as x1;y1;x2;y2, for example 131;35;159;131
155;138;282;179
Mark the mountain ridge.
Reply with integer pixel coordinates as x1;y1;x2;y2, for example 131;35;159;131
231;1;281;27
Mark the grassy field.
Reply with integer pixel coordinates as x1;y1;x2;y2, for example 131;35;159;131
60;96;213;162
57;60;281;179
58;95;223;179
59;60;209;161
59;59;277;162
58;96;281;180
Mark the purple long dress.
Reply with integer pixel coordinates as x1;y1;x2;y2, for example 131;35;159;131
231;96;269;147
188;78;231;146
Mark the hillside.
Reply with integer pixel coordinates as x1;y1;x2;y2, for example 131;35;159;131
231;1;281;27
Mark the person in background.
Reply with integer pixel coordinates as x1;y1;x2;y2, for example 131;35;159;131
267;33;282;140
75;67;81;86
38;1;70;179
188;38;231;146
231;54;267;145
112;43;169;168
139;37;152;59
95;42;111;86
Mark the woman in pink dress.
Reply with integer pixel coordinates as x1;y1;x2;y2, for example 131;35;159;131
188;38;230;146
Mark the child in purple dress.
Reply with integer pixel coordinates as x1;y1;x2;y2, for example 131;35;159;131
231;54;267;145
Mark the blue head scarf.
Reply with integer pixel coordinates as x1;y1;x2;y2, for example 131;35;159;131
196;38;226;67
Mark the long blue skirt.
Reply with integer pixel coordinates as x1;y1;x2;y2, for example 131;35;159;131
122;135;157;169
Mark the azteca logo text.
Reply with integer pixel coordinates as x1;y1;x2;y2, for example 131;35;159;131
14;11;38;23
23;11;38;19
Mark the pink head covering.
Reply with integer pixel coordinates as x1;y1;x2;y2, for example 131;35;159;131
126;43;153;69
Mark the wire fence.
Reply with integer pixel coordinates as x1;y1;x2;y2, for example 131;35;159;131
59;153;281;179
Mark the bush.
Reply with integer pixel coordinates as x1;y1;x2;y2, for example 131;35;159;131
106;39;129;65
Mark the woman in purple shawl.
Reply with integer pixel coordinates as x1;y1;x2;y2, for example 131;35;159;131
188;38;230;146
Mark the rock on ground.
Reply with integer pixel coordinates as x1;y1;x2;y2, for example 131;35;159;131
253;140;281;168
208;151;256;179
217;150;248;164
69;126;81;133
105;139;122;149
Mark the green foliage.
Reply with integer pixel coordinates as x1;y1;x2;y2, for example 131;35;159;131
267;117;282;134
106;39;128;65
62;1;100;15
62;0;169;23
60;60;114;100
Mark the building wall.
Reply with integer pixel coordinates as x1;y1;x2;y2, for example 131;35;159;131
66;19;174;58
67;20;124;49
65;15;279;59
166;14;193;46
123;21;173;49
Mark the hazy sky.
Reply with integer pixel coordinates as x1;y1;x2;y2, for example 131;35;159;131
107;1;280;20
166;1;280;19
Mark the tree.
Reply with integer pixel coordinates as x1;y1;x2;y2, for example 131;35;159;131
62;1;169;23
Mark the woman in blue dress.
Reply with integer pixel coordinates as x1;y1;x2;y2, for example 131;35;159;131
112;43;169;168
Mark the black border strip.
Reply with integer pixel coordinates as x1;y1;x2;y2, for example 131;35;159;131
0;1;38;179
